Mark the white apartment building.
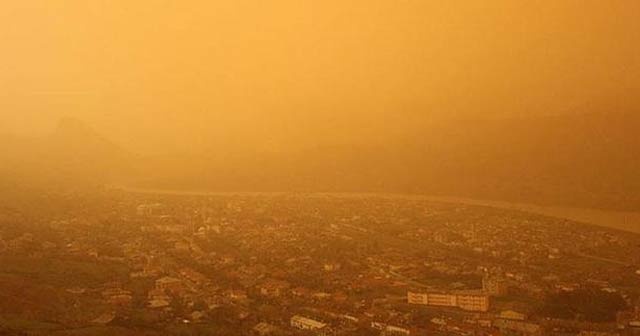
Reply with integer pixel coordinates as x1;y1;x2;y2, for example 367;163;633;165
407;291;489;312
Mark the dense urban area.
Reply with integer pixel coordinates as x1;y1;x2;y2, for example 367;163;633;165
1;189;639;336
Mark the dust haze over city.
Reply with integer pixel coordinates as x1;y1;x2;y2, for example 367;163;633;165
1;1;640;335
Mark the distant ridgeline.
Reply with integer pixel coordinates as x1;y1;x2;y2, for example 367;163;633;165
135;112;640;211
2;112;640;211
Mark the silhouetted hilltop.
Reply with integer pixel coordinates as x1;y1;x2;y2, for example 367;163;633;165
2;112;640;210
0;118;132;189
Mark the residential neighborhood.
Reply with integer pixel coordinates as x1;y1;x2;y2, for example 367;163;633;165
1;190;639;335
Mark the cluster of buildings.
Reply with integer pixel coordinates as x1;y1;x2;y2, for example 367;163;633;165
1;191;640;336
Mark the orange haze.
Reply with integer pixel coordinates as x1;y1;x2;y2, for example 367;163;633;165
1;1;638;154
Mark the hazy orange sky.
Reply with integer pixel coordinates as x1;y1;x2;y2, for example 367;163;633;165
1;0;638;154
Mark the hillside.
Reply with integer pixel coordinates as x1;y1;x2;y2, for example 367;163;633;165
0;118;133;190
136;112;640;210
2;112;640;210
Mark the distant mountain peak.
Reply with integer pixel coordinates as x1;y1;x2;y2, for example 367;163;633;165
50;117;128;159
54;117;98;137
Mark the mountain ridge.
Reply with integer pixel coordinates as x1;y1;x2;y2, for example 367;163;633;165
2;112;640;211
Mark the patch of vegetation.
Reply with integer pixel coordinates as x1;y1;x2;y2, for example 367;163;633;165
537;288;627;322
0;256;128;287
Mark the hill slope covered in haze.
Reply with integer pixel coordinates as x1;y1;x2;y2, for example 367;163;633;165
0;118;133;191
2;112;640;211
137;112;640;210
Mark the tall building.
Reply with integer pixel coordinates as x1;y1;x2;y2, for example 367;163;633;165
483;274;508;296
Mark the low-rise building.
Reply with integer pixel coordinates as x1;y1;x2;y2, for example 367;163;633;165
371;322;411;335
291;315;328;335
499;310;527;321
407;291;489;312
457;293;490;312
253;322;278;335
259;279;290;298
494;319;542;336
101;288;133;306
156;276;184;294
